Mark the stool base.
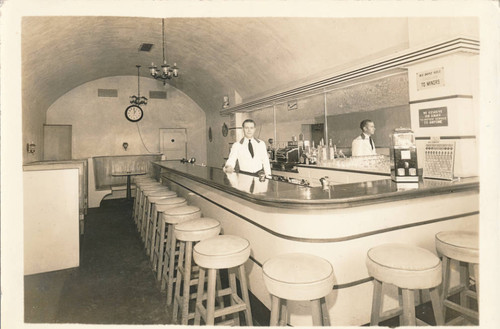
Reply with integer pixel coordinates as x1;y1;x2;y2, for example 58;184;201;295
441;257;479;325
194;265;253;326
370;279;444;326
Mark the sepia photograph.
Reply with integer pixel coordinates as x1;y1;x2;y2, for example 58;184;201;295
1;1;499;328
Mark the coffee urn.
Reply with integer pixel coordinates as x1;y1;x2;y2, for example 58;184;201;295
390;128;419;182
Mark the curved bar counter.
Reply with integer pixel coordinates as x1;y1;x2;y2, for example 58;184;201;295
153;161;479;326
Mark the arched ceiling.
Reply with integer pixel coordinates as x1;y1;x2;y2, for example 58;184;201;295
22;16;410;117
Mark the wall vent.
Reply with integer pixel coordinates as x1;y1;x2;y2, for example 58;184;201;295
149;91;167;99
98;89;118;97
139;43;154;52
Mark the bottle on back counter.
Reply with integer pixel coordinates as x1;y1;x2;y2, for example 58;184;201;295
320;139;327;163
328;139;335;160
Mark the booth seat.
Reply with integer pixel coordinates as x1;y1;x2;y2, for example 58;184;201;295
90;154;162;206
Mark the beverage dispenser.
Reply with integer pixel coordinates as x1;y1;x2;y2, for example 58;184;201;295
390;128;419;182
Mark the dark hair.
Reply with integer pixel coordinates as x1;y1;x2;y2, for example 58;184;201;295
242;119;256;127
360;119;373;130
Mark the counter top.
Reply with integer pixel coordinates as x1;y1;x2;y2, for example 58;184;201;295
153;161;479;209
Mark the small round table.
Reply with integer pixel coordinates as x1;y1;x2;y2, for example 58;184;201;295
111;171;146;200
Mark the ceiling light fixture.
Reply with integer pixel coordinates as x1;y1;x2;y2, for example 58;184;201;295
149;18;179;85
130;65;148;106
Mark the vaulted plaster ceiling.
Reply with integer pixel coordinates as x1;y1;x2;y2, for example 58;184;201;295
22;16;410;117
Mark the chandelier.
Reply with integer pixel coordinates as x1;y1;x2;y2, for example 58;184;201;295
149;18;179;85
130;65;148;105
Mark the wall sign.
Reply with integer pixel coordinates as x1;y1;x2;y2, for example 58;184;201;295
416;67;444;90
419;107;448;127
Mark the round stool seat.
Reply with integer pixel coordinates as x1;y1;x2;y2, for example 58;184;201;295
148;195;172;204
263;253;334;301
156;197;187;208
141;185;165;192
366;243;441;290
149;190;177;198
143;188;171;197
194;235;250;269
435;231;478;264
162;206;202;224
174;218;221;242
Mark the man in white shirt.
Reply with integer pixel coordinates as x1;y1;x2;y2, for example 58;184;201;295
224;119;272;177
351;119;377;157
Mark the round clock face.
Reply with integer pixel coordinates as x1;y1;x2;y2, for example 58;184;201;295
125;105;143;122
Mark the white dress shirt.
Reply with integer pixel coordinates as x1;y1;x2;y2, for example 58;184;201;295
225;137;272;176
351;133;377;157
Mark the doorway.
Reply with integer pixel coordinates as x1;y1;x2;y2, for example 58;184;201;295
159;128;187;160
43;124;72;160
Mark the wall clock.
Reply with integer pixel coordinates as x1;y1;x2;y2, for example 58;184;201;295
125;105;143;122
222;123;228;137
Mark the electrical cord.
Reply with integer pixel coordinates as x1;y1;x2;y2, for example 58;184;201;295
135;122;155;153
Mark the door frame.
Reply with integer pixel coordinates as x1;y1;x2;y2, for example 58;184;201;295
159;128;187;160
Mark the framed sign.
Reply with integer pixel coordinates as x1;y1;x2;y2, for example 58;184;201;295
419;107;448;127
416;67;445;91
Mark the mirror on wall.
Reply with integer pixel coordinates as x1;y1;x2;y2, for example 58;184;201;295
245;71;411;156
325;72;411;156
275;94;325;149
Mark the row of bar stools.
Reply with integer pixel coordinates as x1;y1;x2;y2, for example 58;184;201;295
138;186;173;241
149;197;188;267
193;235;253;326
134;182;164;229
436;230;479;325
172;218;222;324
160;206;202;304
366;243;444;326
143;190;177;251
262;253;335;326
132;178;158;225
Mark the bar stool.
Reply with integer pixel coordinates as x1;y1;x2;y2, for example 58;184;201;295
172;218;221;324
366;243;444;326
137;185;170;236
143;190;177;249
435;230;479;325
134;182;163;228
193;235;253;326
132;179;158;224
160;206;202;304
149;197;188;267
132;177;156;211
139;187;172;240
262;253;335;326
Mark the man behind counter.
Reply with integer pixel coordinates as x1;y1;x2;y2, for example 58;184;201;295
223;119;272;177
351;119;377;157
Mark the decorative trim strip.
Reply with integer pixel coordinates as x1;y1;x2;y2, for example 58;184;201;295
163;175;479;244
415;136;476;140
221;37;479;114
409;94;473;104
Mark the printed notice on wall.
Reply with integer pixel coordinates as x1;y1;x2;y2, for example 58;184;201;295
419;107;448;127
416;67;445;90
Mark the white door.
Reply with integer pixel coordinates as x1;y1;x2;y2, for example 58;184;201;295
44;124;72;160
160;128;187;160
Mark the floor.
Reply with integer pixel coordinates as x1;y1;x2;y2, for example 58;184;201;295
25;199;170;325
24;199;476;327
